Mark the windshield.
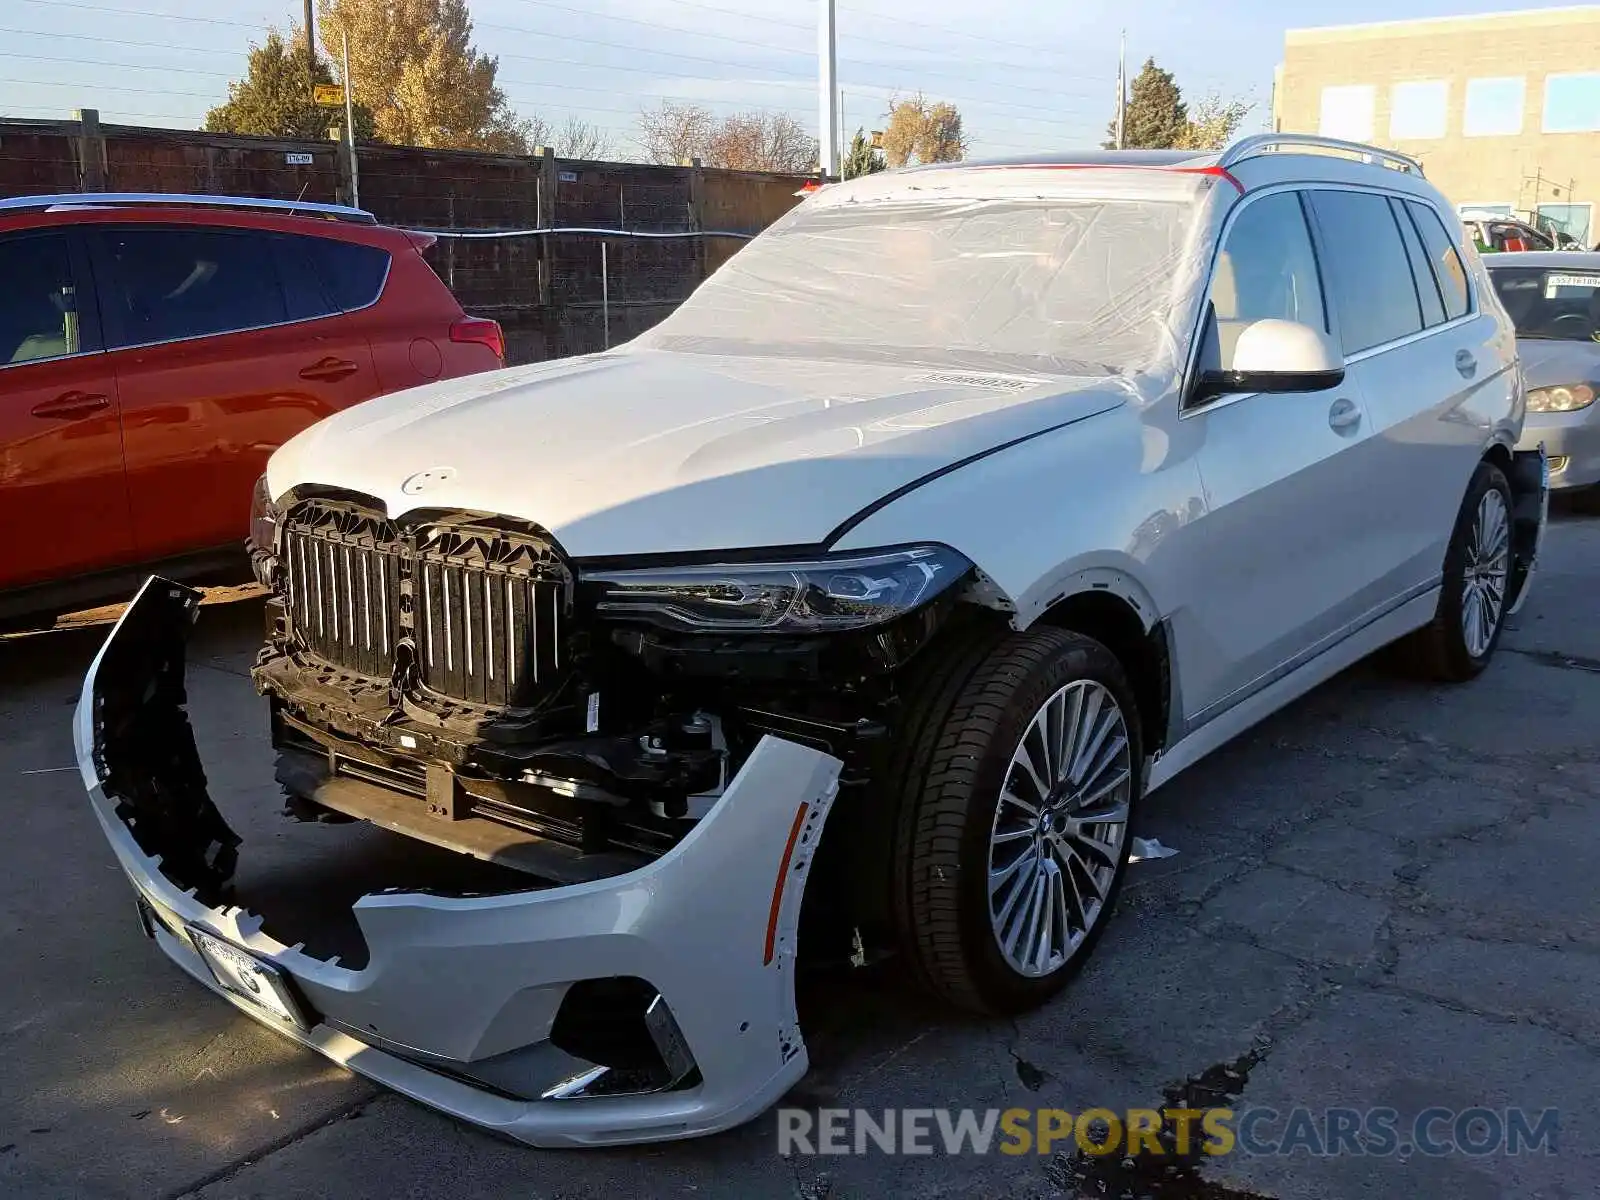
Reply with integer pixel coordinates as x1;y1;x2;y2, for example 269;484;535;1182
1489;266;1600;341
639;196;1198;375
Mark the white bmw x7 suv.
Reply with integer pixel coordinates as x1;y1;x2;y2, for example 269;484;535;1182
77;134;1546;1147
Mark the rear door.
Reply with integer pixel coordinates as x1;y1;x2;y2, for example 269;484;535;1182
90;224;380;560
0;227;134;591
1183;188;1391;721
1309;191;1508;600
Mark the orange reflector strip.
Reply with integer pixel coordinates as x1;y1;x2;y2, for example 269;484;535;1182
763;802;811;966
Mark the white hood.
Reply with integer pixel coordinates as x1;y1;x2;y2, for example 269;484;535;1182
266;348;1127;558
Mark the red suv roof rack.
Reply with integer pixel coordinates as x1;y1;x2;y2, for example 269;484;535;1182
0;192;378;224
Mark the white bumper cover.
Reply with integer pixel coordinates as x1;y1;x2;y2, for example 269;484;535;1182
74;578;843;1147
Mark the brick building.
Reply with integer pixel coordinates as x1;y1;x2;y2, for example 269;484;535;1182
1274;6;1600;245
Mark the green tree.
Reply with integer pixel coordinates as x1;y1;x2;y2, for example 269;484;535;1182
318;0;532;153
842;127;885;179
205;29;377;141
1108;58;1188;149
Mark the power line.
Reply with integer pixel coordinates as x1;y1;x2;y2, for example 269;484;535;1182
841;2;1100;65
0;1;1109;147
494;2;1109;103
0;76;218;100
490;1;812;64
0;26;248;59
1;101;196;121
0;52;235;79
13;0;265;31
602;0;1111;82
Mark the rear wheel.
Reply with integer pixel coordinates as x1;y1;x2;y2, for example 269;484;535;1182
889;627;1141;1014
1392;461;1514;681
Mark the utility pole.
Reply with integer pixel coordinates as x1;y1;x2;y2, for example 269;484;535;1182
341;25;359;209
819;0;839;178
304;0;316;99
1114;30;1126;150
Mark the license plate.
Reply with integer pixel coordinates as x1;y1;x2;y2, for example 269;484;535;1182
1544;273;1600;296
188;927;309;1030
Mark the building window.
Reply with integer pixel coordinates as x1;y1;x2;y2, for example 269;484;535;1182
1319;85;1375;141
1390;81;1448;139
1463;77;1525;136
1536;203;1592;247
1542;72;1600;133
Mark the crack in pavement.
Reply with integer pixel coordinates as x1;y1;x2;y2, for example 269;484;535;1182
1504;646;1600;674
163;1091;379;1200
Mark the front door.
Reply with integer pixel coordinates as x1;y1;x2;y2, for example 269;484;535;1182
0;228;133;591
1181;189;1390;723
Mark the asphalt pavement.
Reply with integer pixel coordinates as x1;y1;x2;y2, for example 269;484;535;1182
3;505;1597;1200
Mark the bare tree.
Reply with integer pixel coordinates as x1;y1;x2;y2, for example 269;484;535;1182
880;93;967;168
1175;92;1255;150
555;115;614;160
636;100;715;165
703;110;816;173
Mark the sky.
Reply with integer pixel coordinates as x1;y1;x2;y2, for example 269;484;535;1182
0;0;1570;159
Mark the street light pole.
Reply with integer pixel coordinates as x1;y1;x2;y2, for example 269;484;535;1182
341;25;359;210
818;0;839;177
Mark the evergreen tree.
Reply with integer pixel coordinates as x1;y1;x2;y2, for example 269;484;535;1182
842;127;885;179
1108;58;1188;149
205;29;376;141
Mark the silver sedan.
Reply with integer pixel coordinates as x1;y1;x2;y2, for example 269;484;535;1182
1486;251;1600;500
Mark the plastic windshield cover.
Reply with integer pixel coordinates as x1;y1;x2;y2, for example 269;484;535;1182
638;166;1218;383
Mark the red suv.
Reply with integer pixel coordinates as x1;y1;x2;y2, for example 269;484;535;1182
0;193;503;624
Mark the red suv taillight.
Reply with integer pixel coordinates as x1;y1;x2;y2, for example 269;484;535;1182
451;317;505;363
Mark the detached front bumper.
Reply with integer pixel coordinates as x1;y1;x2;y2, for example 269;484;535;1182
73;578;842;1148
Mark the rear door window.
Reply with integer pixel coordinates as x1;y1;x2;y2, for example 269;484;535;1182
304;239;391;311
1307;189;1424;354
98;227;287;346
1390;198;1446;327
0;232;84;365
271;235;339;323
1406;202;1472;320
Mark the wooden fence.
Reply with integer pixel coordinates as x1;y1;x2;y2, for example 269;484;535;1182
0;112;809;364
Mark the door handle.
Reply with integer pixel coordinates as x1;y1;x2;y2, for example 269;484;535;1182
30;390;110;419
1327;397;1362;432
1455;349;1478;379
298;357;360;383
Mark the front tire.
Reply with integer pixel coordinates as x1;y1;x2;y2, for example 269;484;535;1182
888;628;1142;1014
1394;461;1514;681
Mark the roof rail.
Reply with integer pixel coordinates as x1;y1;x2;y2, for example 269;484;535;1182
0;192;378;223
1218;134;1424;177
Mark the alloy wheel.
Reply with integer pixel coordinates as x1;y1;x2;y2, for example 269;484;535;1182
1461;488;1510;658
987;680;1133;977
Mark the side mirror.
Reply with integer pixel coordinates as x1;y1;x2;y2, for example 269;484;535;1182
1196;319;1345;402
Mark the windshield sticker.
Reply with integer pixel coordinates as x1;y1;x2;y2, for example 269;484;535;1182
1544;273;1600;297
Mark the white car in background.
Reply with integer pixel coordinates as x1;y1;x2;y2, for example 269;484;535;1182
1484;250;1600;503
77;135;1546;1147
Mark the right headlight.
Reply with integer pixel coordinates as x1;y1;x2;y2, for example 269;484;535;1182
586;545;972;634
1527;383;1596;413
